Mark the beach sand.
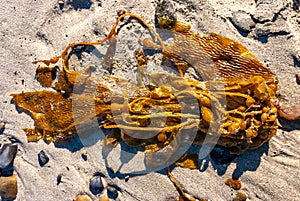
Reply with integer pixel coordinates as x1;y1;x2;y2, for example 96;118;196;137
0;0;299;200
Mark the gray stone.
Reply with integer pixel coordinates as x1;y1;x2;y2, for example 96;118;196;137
155;0;176;22
0;136;17;169
231;10;255;32
255;22;272;37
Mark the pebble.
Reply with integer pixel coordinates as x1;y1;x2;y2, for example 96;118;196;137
225;178;242;190
0;175;18;200
296;74;300;85
155;0;176;24
293;0;300;10
0;136;18;169
233;190;248;201
38;150;49;167
107;185;118;199
57;174;63;185
231;10;255;33
254;22;272;37
74;195;92;201
89;175;104;195
0;122;5;134
99;195;109;201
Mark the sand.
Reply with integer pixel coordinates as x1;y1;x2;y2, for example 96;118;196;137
0;0;299;200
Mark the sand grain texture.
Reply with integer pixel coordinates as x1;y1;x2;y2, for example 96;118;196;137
0;0;299;200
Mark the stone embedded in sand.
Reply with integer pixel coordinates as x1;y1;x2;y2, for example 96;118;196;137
0;175;18;199
107;185;118;199
0;122;5;134
74;195;92;201
233;190;248;201
89;175;104;195
225;178;242;190
231;10;255;33
296;74;300;85
38;150;50;167
99;195;109;201
0;136;18;169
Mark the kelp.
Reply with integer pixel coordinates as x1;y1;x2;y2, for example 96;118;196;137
12;13;278;153
11;13;280;201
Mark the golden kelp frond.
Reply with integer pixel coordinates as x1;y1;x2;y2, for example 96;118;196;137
11;91;75;142
157;18;278;90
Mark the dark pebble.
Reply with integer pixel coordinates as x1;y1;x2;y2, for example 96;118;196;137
107;185;118;199
89;175;104;195
57;174;62;185
296;74;300;85
81;153;87;161
38;150;49;167
292;0;300;11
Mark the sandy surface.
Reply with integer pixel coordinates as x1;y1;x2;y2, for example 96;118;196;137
1;0;300;200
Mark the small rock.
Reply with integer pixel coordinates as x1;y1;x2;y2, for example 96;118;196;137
74;195;92;201
231;10;255;33
0;136;17;169
67;0;92;10
89;175;104;195
117;9;126;17
58;0;64;10
296;74;300;85
0;175;18;200
57;174;63;185
155;0;176;26
81;150;88;161
293;0;300;10
95;0;102;7
233;190;248;201
107;185;118;199
291;48;300;67
99;195;109;201
0;122;5;134
38;150;49;167
225;178;242;190
278;104;300;121
254;22;272;37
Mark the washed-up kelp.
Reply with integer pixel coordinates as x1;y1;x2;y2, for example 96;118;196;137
10;13;281;201
11;14;278;155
